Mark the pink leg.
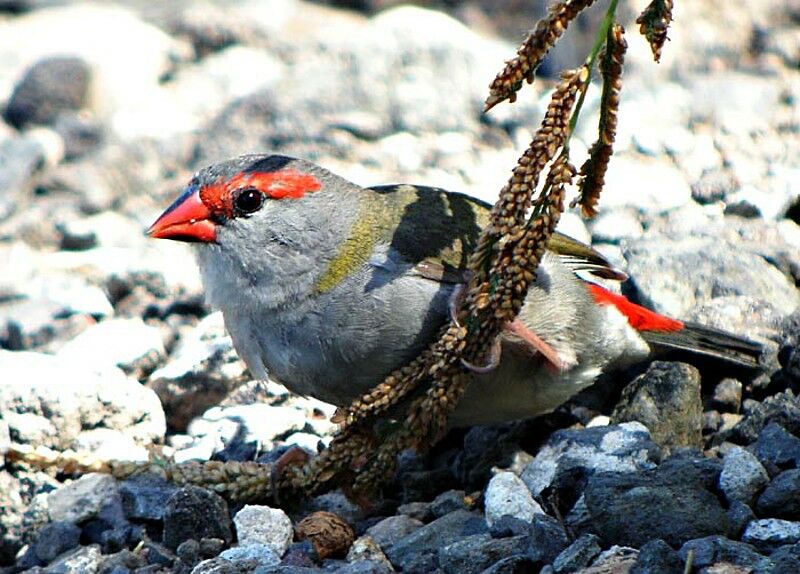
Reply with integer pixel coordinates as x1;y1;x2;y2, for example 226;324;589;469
505;319;565;371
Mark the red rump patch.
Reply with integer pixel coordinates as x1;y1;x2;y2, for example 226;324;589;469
200;170;322;217
588;284;684;332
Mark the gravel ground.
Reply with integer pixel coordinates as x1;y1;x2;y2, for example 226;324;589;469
1;0;799;573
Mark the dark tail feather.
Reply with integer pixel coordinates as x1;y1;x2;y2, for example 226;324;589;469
641;322;764;371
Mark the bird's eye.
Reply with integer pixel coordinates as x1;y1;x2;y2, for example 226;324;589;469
234;188;264;215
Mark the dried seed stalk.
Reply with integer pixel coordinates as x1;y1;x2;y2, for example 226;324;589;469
574;23;626;217
636;0;673;63
5;444;275;503
485;0;598;111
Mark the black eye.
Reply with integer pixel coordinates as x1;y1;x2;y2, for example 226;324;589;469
234;188;264;215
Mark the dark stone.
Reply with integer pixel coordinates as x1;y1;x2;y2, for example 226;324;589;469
334;560;393;574
552;534;601;574
520;423;661;499
751;423;800;471
678;536;773;573
757;469;800;519
120;475;181;521
429;490;468;519
401;468;459;504
101;525;133;554
488;515;529;539
611;361;703;452
141;541;176;567
162;486;233;551
527;514;569;565
728;501;756;539
396;502;432;523
477;555;538;574
728;393;800;445
771;543;800;574
438;534;529;574
584;458;729;547
384;510;487;571
630;539;683;574
29;521;81;564
4;56;91;128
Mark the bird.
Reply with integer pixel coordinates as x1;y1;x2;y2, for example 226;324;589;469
148;154;762;428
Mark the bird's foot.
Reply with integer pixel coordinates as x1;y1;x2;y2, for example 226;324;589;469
504;319;568;371
460;336;502;373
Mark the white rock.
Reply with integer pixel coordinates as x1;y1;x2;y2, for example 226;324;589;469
719;446;769;505
57;317;165;371
219;543;280;566
0;4;189;133
484;471;544;528
0;350;166;449
742;519;800;553
233;505;293;557
601;156;692;213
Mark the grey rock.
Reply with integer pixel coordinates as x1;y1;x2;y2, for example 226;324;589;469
219;543;280;566
42;543;103;574
742;519;800;553
521;422;660;498
384;510;487;571
438;533;528;574
712;379;744;413
365;515;423;549
4;56;91;128
307;491;365;527
395;501;431;523
678;535;772;573
119;474;180;521
53;113;104;160
430;490;468;519
162;486;233;550
552;533;601;574
335;560;393;574
611;361;703;453
623;237;798;318
757;469;800;519
0;136;44;220
484;471;543;528
630;539;682;574
719;445;770;505
48;474;122;524
233;505;293;557
346;536;392;568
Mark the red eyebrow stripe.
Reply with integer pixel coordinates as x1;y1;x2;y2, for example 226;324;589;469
227;170;322;200
587;283;684;332
199;169;322;217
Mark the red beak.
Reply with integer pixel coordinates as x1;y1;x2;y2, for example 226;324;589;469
147;186;217;243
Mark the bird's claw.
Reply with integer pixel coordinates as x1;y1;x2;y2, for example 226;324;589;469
461;336;502;374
